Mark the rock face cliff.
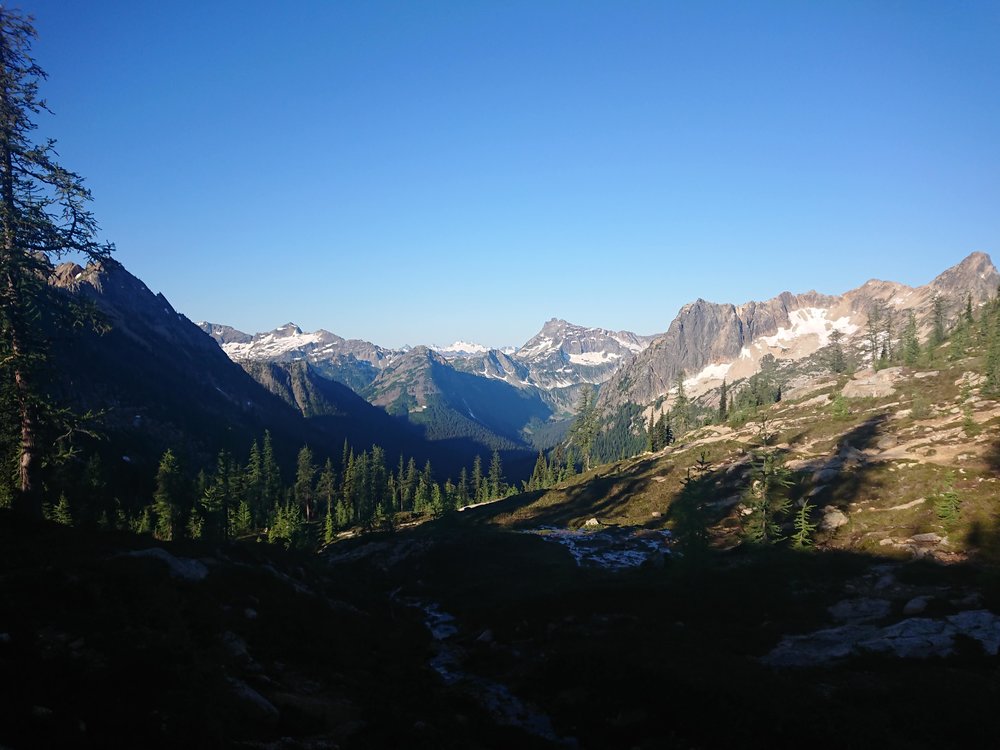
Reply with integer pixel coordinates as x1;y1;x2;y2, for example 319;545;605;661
597;252;999;414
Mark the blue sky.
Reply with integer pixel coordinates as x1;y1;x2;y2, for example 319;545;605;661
19;0;1000;348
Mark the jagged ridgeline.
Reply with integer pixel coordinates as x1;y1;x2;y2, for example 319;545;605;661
203;316;662;455
36;251;1000;527
584;252;1000;465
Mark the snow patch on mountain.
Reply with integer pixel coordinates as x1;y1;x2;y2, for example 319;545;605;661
568;351;622;366
757;308;858;350
223;328;328;359
684;362;732;389
431;340;492;356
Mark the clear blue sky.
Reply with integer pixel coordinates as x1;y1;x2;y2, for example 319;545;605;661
18;0;1000;348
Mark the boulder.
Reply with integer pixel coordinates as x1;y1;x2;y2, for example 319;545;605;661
902;596;931;615
948;610;1000;656
828;598;892;623
842;368;904;399
859;618;955;659
820;508;849;531
124;547;209;582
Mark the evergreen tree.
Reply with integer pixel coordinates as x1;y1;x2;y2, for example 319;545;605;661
824;330;847;374
195;450;231;542
471;454;484;502
457;466;470;506
865;302;884;367
403;456;418;511
231;499;253;537
0;10;115;509
718;379;728;421
670;373;691;435
244;438;261;515
414;461;433;512
529;451;548;490
741;451;792;545
261;430;282;509
294;444;317;521
671;459;712;559
657;412;673;447
791;500;817;549
267;501;305;549
930;294;948;349
569;385;597;471
323;500;336;544
902;310;920;365
52;492;73;526
488;448;504;498
152;449;185;541
316;457;336;514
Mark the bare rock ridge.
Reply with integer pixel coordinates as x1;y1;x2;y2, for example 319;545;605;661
596;252;999;413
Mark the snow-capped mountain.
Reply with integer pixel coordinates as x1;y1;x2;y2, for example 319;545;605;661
512;318;658;390
597;251;1000;415
430;340;494;358
199;322;401;393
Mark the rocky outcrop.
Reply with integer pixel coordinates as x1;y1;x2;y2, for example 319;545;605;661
597;253;999;416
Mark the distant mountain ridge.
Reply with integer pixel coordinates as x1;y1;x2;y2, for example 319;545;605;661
47;262;486;497
596;251;1000;415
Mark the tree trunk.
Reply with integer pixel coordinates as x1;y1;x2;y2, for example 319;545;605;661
0;40;36;505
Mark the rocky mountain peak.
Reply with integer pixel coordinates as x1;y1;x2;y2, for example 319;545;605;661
597;252;1000;418
930;252;998;298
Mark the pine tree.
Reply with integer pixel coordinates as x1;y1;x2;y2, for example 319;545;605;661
741;451;792;545
231;499;253;537
294;444;317;521
529;451;548;490
671;373;689;435
52;492;73;526
718;379;728;421
316;457;336;513
791;500;817;549
488;449;504;498
457;466;470;507
930;294;948;349
865;302;884;367
323;499;336;544
902;310;920;365
826;330;847;374
471;454;484;502
261;430;282;509
569;385;597;471
0;10;115;510
244;438;264;522
153;449;185;541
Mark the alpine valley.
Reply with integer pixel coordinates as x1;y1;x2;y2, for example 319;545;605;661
8;250;1000;750
7;6;1000;749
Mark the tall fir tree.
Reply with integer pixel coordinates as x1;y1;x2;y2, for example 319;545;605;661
261;430;282;509
0;10;115;510
569;385;597;471
152;449;185;541
902;310;920;365
488;448;504;499
294;444;317;521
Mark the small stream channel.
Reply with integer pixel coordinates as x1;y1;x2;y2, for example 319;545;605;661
397;595;576;746
524;526;672;569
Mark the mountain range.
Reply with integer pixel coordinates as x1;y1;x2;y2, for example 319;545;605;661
597;251;999;418
201;252;997;461
43;251;997;501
